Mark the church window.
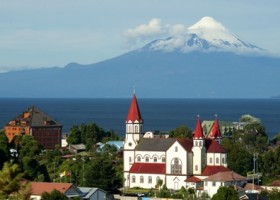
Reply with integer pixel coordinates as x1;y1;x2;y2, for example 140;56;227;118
132;175;135;183
140;176;144;183
153;157;157;162
137;156;141;162
210;157;212;164
195;141;198;146
135;125;138;133
216;157;219;164
195;165;198;171
199;141;202;146
222;157;225;164
171;158;182;174
162;157;166;162
148;176;152;184
175;146;178;152
145;156;149;162
129;157;132;162
212;181;216;186
129;125;132;133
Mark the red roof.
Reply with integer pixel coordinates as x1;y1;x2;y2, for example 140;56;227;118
206;139;226;153
209;117;221;138
177;139;193;151
30;182;73;195
185;176;202;183
193;116;204;139
130;163;165;174
201;165;230;176
126;94;143;123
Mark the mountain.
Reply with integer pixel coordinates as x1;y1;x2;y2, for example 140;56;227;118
0;16;280;98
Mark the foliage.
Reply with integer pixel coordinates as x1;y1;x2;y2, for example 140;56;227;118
41;189;68;200
0;131;9;168
267;188;280;200
84;153;122;192
169;125;193;138
0;162;30;199
211;186;238;200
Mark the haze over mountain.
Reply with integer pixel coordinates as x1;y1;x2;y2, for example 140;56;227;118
0;17;279;98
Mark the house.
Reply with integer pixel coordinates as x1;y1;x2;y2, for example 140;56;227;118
4;106;62;149
29;182;82;199
203;171;247;197
69;143;86;154
123;94;245;197
79;187;107;200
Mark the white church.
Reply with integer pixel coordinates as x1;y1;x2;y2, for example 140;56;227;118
123;94;247;197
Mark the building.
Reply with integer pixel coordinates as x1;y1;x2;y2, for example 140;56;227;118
79;187;107;200
4;106;62;149
123;94;245;197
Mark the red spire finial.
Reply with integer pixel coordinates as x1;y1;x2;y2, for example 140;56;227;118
126;94;143;123
193;115;204;139
209;115;221;138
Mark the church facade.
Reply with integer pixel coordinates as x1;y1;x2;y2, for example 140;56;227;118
123;94;231;191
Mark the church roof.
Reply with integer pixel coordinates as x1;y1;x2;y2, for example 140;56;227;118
177;139;193;151
201;166;230;176
126;94;143;123
193;116;204;139
205;139;226;153
135;138;176;151
203;171;246;182
208;117;221;138
185;176;202;183
130;163;165;174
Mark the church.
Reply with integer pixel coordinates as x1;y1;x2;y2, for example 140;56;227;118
123;94;243;193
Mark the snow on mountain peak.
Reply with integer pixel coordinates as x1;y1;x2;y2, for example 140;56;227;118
144;16;265;55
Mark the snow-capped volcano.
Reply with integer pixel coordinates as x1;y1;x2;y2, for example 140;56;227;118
144;16;264;54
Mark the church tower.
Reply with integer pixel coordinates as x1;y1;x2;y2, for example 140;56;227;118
192;116;206;175
208;116;222;144
123;94;143;187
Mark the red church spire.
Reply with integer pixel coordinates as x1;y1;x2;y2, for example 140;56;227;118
209;115;221;138
193;115;204;139
126;94;143;123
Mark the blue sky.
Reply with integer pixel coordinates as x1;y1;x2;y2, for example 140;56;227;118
0;0;279;72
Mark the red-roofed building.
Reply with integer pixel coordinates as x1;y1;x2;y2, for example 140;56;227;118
123;94;241;198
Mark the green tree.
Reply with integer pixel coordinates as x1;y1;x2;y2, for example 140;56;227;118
84;154;122;192
169;125;193;138
0;131;9;168
211;186;238;200
267;188;280;200
41;189;68;200
66;125;81;145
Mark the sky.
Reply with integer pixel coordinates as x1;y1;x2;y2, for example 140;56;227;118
0;0;279;72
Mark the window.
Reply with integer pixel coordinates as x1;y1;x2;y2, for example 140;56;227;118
195;165;198;171
132;176;135;183
195;141;198;146
216;157;219;164
222;157;225;164
199;141;202;146
212;181;216;186
171;158;182;174
210;157;212;164
148;176;152;184
129;157;132;162
145;157;149;162
175;146;178;152
162;157;166;162
137;156;141;162
140;176;144;183
153;157;157;162
135;125;138;133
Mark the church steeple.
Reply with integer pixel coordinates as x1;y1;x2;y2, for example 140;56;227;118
126;94;143;124
209;115;222;143
193;115;204;139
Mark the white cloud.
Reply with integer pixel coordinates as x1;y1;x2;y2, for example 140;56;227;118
123;18;188;48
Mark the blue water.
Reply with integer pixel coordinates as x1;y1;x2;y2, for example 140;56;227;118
0;98;279;138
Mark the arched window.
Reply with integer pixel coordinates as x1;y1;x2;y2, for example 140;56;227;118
216;157;219;164
195;141;198;146
199;141;202;146
210;157;212;164
135;125;138;133
137;156;141;162
148;176;152;184
132;175;135;183
171;158;182;174
153;157;157;162
195;165;198;171
129;157;132;162
162;157;166;162
175;146;178;152
140;176;144;183
145;156;149;162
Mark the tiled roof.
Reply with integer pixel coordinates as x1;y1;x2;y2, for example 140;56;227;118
135;138;176;151
205;139;226;153
204;171;246;182
193;116;204;139
185;176;202;183
130;163;166;174
244;183;263;191
201;165;230;176
270;180;280;186
177;139;193;151
30;182;73;195
126;94;143;123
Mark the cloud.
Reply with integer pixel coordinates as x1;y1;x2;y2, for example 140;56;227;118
123;18;188;48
